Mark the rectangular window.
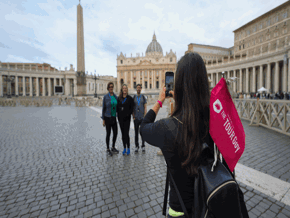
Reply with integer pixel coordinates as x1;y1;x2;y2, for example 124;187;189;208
275;15;278;22
134;82;136;88
247;30;250;35
145;81;147;89
260;23;263;29
283;12;288;19
267;20;270;26
156;81;159;89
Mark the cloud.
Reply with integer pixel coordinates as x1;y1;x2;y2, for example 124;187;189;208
0;0;288;78
0;42;10;49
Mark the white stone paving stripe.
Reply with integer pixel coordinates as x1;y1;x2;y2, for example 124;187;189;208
89;106;290;206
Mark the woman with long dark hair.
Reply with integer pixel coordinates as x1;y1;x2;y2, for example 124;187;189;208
102;82;119;156
117;84;134;155
140;52;218;217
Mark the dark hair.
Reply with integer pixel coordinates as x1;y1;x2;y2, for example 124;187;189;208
170;52;210;176
119;83;129;100
107;82;114;91
136;84;142;89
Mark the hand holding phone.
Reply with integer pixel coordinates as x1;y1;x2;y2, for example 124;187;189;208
165;71;174;97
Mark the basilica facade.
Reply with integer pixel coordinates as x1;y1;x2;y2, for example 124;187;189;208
116;33;177;94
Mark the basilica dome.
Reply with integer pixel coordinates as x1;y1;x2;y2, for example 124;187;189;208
146;33;163;55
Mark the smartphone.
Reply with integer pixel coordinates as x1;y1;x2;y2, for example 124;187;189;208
165;71;174;97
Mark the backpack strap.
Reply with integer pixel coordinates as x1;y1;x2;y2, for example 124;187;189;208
162;118;189;218
163;159;190;218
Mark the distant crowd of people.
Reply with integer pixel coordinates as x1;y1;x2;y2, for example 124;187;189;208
237;92;290;100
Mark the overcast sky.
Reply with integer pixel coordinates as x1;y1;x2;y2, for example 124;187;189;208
0;0;288;77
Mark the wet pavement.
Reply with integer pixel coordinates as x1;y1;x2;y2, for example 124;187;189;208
0;103;290;218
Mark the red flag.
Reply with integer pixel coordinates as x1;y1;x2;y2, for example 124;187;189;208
209;77;245;172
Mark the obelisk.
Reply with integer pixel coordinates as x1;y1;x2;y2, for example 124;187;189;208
76;0;86;96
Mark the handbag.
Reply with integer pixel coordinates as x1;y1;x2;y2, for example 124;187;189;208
162;123;249;218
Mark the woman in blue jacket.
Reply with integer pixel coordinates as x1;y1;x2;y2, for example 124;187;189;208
102;82;119;156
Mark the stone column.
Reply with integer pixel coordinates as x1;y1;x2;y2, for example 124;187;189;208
153;70;155;89
74;79;77;95
0;74;2;97
266;63;271;92
131;71;133;90
246;68;249;94
42;77;45;96
259;65;263;89
36;78;39;96
15;76;19;96
216;72;219;85
30;77;32;96
54;78;56;95
23;76;26;96
274;61;279;93
159;71;161;89
65;78;69;96
48;78;51;96
125;71;127;84
252;67;256;93
233;70;237;92
288;58;290;92
239;69;243;93
142;70;145;90
283;60;287;92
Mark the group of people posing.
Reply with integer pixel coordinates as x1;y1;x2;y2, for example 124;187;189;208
101;83;147;156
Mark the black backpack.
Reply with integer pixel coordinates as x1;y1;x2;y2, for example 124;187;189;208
162;117;249;218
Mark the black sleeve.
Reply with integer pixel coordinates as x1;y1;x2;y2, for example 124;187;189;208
129;97;134;116
140;109;167;149
102;96;106;120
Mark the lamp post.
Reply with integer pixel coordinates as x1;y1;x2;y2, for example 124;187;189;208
63;74;66;97
72;82;74;97
6;71;15;98
222;71;225;78
93;73;99;98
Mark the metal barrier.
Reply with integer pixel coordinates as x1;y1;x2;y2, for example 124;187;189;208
233;99;290;137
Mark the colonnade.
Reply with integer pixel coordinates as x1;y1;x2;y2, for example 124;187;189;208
0;74;77;97
118;69;165;92
208;59;290;94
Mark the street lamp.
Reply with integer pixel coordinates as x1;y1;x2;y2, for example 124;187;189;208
63;73;66;97
72;82;74;97
93;73;99;98
6;71;14;98
222;71;225;78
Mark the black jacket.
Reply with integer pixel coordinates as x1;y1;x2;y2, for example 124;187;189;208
117;95;134;121
140;109;215;213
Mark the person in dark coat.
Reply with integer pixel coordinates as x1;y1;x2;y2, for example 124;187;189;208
117;84;134;155
140;52;247;218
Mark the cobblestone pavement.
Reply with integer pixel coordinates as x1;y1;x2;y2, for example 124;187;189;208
0;104;290;218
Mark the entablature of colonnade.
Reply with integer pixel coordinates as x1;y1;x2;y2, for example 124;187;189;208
117;60;176;70
0;69;77;78
206;45;290;73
